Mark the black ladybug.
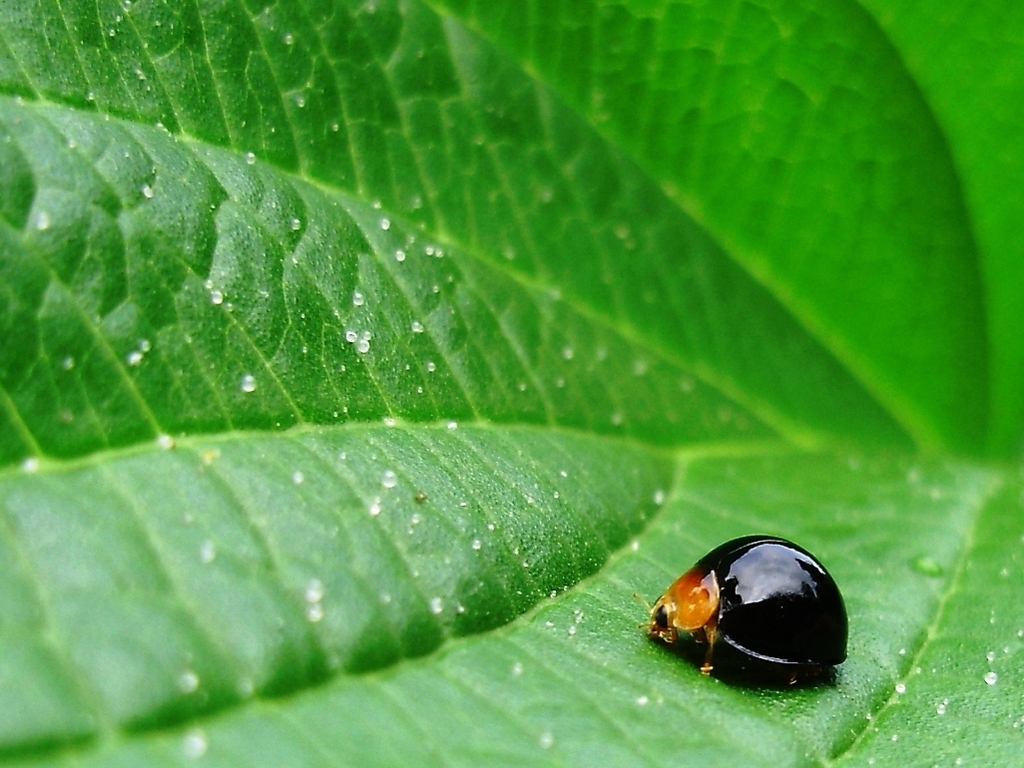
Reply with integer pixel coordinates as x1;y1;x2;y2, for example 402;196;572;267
645;535;847;677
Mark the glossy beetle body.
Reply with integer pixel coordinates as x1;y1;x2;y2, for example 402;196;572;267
646;535;847;677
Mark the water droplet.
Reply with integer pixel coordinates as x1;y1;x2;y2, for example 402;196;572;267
511;662;523;676
178;669;200;693
210;289;224;305
446;421;458;430
306;602;324;622
156;434;175;450
352;291;365;306
61;356;75;370
912;556;943;576
182;729;207;758
986;650;996;663
126;350;143;366
199;540;216;564
429;597;443;614
984;671;998;685
539;732;554;749
895;683;906;694
289;217;301;231
411;321;424;333
426;361;436;372
245;151;256;165
567;625;576;636
141;183;154;199
471;539;482;550
35;210;51;231
21;457;39;473
292;470;304;485
305;578;324;603
381;470;397;489
653;489;666;505
636;695;649;706
345;329;358;343
240;374;256;393
395;249;406;262
356;338;370;353
936;700;947;715
561;346;574;360
380;218;391;231
368;497;381;516
283;32;294;44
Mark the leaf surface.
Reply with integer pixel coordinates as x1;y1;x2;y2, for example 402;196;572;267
0;0;1020;766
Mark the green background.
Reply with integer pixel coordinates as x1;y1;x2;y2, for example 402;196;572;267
0;0;1021;765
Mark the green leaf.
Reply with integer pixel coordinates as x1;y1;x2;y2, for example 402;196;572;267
0;0;1021;765
852;0;1024;454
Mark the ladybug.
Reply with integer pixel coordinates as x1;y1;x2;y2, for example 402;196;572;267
645;535;847;678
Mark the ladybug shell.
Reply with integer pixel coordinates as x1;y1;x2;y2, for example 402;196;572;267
699;536;847;667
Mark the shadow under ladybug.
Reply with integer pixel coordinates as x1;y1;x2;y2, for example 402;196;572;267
641;535;848;687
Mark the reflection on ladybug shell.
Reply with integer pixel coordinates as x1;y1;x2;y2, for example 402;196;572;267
699;536;847;666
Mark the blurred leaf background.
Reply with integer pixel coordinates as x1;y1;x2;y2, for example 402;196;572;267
0;0;1021;765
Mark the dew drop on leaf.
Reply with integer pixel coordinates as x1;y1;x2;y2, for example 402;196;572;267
182;730;207;759
306;603;324;622
178;669;200;693
912;556;944;576
199;540;216;564
240;374;256;393
305;579;324;603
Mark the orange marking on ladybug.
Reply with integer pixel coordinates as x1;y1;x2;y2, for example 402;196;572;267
647;566;720;673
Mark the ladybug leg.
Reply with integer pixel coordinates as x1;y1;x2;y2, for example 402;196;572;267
700;625;717;675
